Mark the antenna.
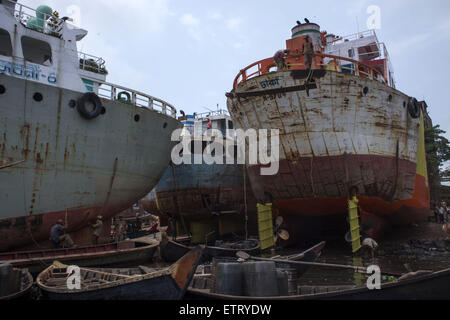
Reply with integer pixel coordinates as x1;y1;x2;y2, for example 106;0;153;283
356;16;360;36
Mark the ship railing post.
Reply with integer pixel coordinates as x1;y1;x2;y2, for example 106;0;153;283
111;85;116;101
18;4;23;23
149;98;154;110
355;63;360;77
132;92;137;105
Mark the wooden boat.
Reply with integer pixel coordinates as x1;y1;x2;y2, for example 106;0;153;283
0;238;159;275
160;236;260;262
187;267;450;300
36;246;203;300
0;265;33;300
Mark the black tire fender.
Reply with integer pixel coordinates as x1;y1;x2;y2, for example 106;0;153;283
77;92;102;119
407;98;420;119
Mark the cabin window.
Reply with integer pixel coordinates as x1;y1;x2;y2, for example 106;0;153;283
228;120;234;130
0;29;13;57
348;48;355;58
21;36;52;66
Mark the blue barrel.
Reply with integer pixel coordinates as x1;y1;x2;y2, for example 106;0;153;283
242;261;278;297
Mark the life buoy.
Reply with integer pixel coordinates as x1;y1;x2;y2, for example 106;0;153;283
407;98;420;119
76;92;102;119
118;91;131;103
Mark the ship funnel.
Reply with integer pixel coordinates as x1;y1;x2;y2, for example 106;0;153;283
291;22;321;47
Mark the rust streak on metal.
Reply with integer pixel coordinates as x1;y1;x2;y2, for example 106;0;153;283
101;157;119;215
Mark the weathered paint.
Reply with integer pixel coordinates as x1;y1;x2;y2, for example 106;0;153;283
0;73;181;251
227;69;430;239
143;160;251;219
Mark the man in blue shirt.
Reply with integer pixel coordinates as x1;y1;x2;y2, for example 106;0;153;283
50;219;74;248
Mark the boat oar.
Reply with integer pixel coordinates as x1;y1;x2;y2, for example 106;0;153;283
236;251;400;276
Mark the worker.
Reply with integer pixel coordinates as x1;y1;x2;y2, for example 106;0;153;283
50;219;74;249
114;217;126;242
439;202;447;224
91;215;103;245
302;36;315;71
361;236;378;260
273;49;288;71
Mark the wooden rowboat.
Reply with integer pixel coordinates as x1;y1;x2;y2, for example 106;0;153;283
0;265;33;301
160;237;261;263
0;239;159;275
187;267;450;300
36;246;203;300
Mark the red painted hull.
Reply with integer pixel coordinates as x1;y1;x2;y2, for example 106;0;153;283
0;203;132;251
247;155;430;242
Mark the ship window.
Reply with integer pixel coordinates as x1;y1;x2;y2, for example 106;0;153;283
21;36;52;66
228;120;234;129
0;29;13;57
348;48;355;58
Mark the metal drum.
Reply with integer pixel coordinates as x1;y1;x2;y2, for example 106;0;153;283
276;269;289;296
281;268;298;295
214;262;244;296
242;261;278;297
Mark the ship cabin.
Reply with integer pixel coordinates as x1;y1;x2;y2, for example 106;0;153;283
177;110;237;160
0;0;176;117
233;21;395;90
180;109;234;139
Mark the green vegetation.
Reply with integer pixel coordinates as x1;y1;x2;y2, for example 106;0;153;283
425;125;450;200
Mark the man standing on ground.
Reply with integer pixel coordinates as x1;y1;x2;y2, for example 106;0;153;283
91;215;103;245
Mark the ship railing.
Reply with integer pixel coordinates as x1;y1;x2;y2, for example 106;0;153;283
78;51;108;75
330;30;377;44
7;0;66;38
233;51;388;88
194;109;230;119
97;82;177;118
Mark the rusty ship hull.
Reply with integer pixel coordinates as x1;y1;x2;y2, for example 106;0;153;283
0;74;181;251
227;69;430;242
142;159;257;239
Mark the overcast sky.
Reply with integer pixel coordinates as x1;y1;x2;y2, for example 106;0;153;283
20;0;450;141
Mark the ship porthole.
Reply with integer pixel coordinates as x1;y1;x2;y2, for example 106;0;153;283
68;99;76;108
100;107;106;115
163;122;167;129
33;92;43;102
134;114;140;122
388;94;393;102
0;85;5;95
363;87;369;95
